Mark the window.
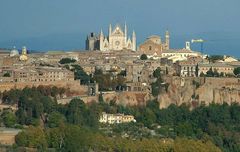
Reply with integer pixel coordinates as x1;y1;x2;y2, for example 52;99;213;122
149;46;152;51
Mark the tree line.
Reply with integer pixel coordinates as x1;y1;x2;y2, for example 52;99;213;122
0;87;240;151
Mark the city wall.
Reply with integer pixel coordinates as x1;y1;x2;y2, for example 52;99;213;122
0;80;88;95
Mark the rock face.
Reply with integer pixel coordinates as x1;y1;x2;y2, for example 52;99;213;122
103;91;150;106
158;77;240;109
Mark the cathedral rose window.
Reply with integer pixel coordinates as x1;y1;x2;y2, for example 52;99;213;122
115;41;120;46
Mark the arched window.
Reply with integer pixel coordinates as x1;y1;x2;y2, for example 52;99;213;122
149;46;152;51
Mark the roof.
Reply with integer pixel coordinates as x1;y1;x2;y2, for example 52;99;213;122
45;51;66;54
147;35;161;39
162;49;201;54
198;63;234;68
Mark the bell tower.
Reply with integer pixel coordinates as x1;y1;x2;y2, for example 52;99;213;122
99;29;104;51
165;30;170;50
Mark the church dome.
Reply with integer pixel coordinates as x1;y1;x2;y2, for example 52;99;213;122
147;35;161;39
147;35;161;44
10;46;19;57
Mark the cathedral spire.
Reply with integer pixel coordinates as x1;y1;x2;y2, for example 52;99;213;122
132;30;136;38
100;29;104;37
125;22;127;36
109;24;112;36
132;30;136;51
125;22;127;44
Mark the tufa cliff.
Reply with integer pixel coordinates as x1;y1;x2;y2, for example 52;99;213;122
158;77;240;109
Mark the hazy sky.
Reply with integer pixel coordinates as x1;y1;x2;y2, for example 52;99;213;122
0;0;240;56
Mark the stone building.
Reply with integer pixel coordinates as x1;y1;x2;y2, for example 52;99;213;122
86;23;136;51
0;66;74;83
9;47;19;57
99;112;136;124
138;31;170;56
176;61;198;77
85;33;99;51
0;127;21;145
19;46;28;61
175;56;203;77
198;63;235;76
162;49;201;63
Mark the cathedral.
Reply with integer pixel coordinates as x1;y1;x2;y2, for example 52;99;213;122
86;23;136;51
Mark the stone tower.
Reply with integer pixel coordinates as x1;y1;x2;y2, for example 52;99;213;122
99;29;104;51
86;32;99;51
186;41;191;50
132;31;136;51
165;30;170;50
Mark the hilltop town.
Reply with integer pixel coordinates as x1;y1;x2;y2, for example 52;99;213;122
0;24;240;151
1;24;240;108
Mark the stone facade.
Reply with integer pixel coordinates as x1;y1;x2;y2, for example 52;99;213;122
0;128;21;145
162;49;201;63
175;56;203;77
10;67;74;83
86;23;136;51
138;32;170;56
85;33;99;51
198;63;235;76
99;112;136;124
0;66;87;94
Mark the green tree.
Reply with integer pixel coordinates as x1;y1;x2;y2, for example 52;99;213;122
16;107;27;125
1;110;16;127
3;72;11;77
46;124;66;150
153;67;161;78
151;77;163;96
140;54;148;60
98;93;104;104
220;72;224;77
233;67;240;76
207;55;224;63
62;125;91;152
141;108;156;127
66;98;87;125
175;122;194;137
59;58;76;64
93;68;125;91
200;72;205;77
15;126;48;150
71;64;90;84
173;137;221;152
48;112;66;128
206;67;214;77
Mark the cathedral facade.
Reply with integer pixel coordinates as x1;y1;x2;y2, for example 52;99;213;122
86;24;136;51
